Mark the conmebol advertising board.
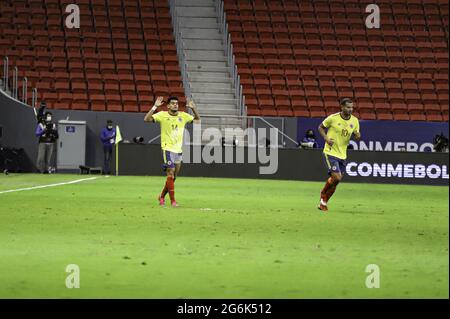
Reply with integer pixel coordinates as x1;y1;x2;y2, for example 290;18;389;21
297;118;448;152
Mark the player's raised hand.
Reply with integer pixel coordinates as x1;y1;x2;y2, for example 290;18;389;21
186;99;196;109
154;96;164;107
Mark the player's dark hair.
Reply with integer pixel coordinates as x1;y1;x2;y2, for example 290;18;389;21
167;96;178;103
340;98;353;106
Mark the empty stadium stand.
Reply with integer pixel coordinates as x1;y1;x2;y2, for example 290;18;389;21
223;0;449;121
0;0;185;112
0;0;448;122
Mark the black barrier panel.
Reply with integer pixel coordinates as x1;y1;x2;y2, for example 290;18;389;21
113;144;449;186
0;147;34;173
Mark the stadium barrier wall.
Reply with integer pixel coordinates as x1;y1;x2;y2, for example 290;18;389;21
114;144;449;186
0;88;37;170
298;117;448;152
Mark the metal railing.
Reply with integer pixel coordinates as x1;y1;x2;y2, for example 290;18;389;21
1;56;30;107
215;0;246;117
169;0;192;100
253;116;299;147
31;88;38;110
2;56;8;92
168;0;246;117
198;114;297;147
12;66;18;100
22;77;28;104
146;113;298;147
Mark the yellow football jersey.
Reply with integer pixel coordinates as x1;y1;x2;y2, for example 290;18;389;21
152;111;194;153
322;113;360;160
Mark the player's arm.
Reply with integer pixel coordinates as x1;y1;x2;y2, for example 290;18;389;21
144;96;164;122
352;120;361;141
318;123;334;146
35;123;45;137
187;99;201;123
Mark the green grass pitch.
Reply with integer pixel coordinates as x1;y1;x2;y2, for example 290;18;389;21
0;173;448;298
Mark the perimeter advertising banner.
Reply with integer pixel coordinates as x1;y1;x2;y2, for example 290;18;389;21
297;118;449;152
341;150;448;185
115;144;449;186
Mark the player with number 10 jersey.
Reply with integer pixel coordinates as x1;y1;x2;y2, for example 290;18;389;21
317;98;361;212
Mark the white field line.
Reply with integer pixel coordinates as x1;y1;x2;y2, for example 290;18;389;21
0;176;103;195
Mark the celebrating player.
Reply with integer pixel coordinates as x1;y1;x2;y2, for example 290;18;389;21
317;98;361;212
144;96;200;207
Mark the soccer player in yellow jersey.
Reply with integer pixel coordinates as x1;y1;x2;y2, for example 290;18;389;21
317;98;361;212
144;96;200;207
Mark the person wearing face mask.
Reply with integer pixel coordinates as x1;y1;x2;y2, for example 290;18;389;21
300;129;318;149
100;120;116;175
35;111;59;174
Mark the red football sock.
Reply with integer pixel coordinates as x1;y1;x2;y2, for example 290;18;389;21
165;176;175;202
160;186;168;199
326;185;337;201
321;177;334;197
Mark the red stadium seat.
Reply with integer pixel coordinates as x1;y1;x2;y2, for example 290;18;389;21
425;110;444;121
221;0;449;120
0;1;183;113
2;0;447;119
